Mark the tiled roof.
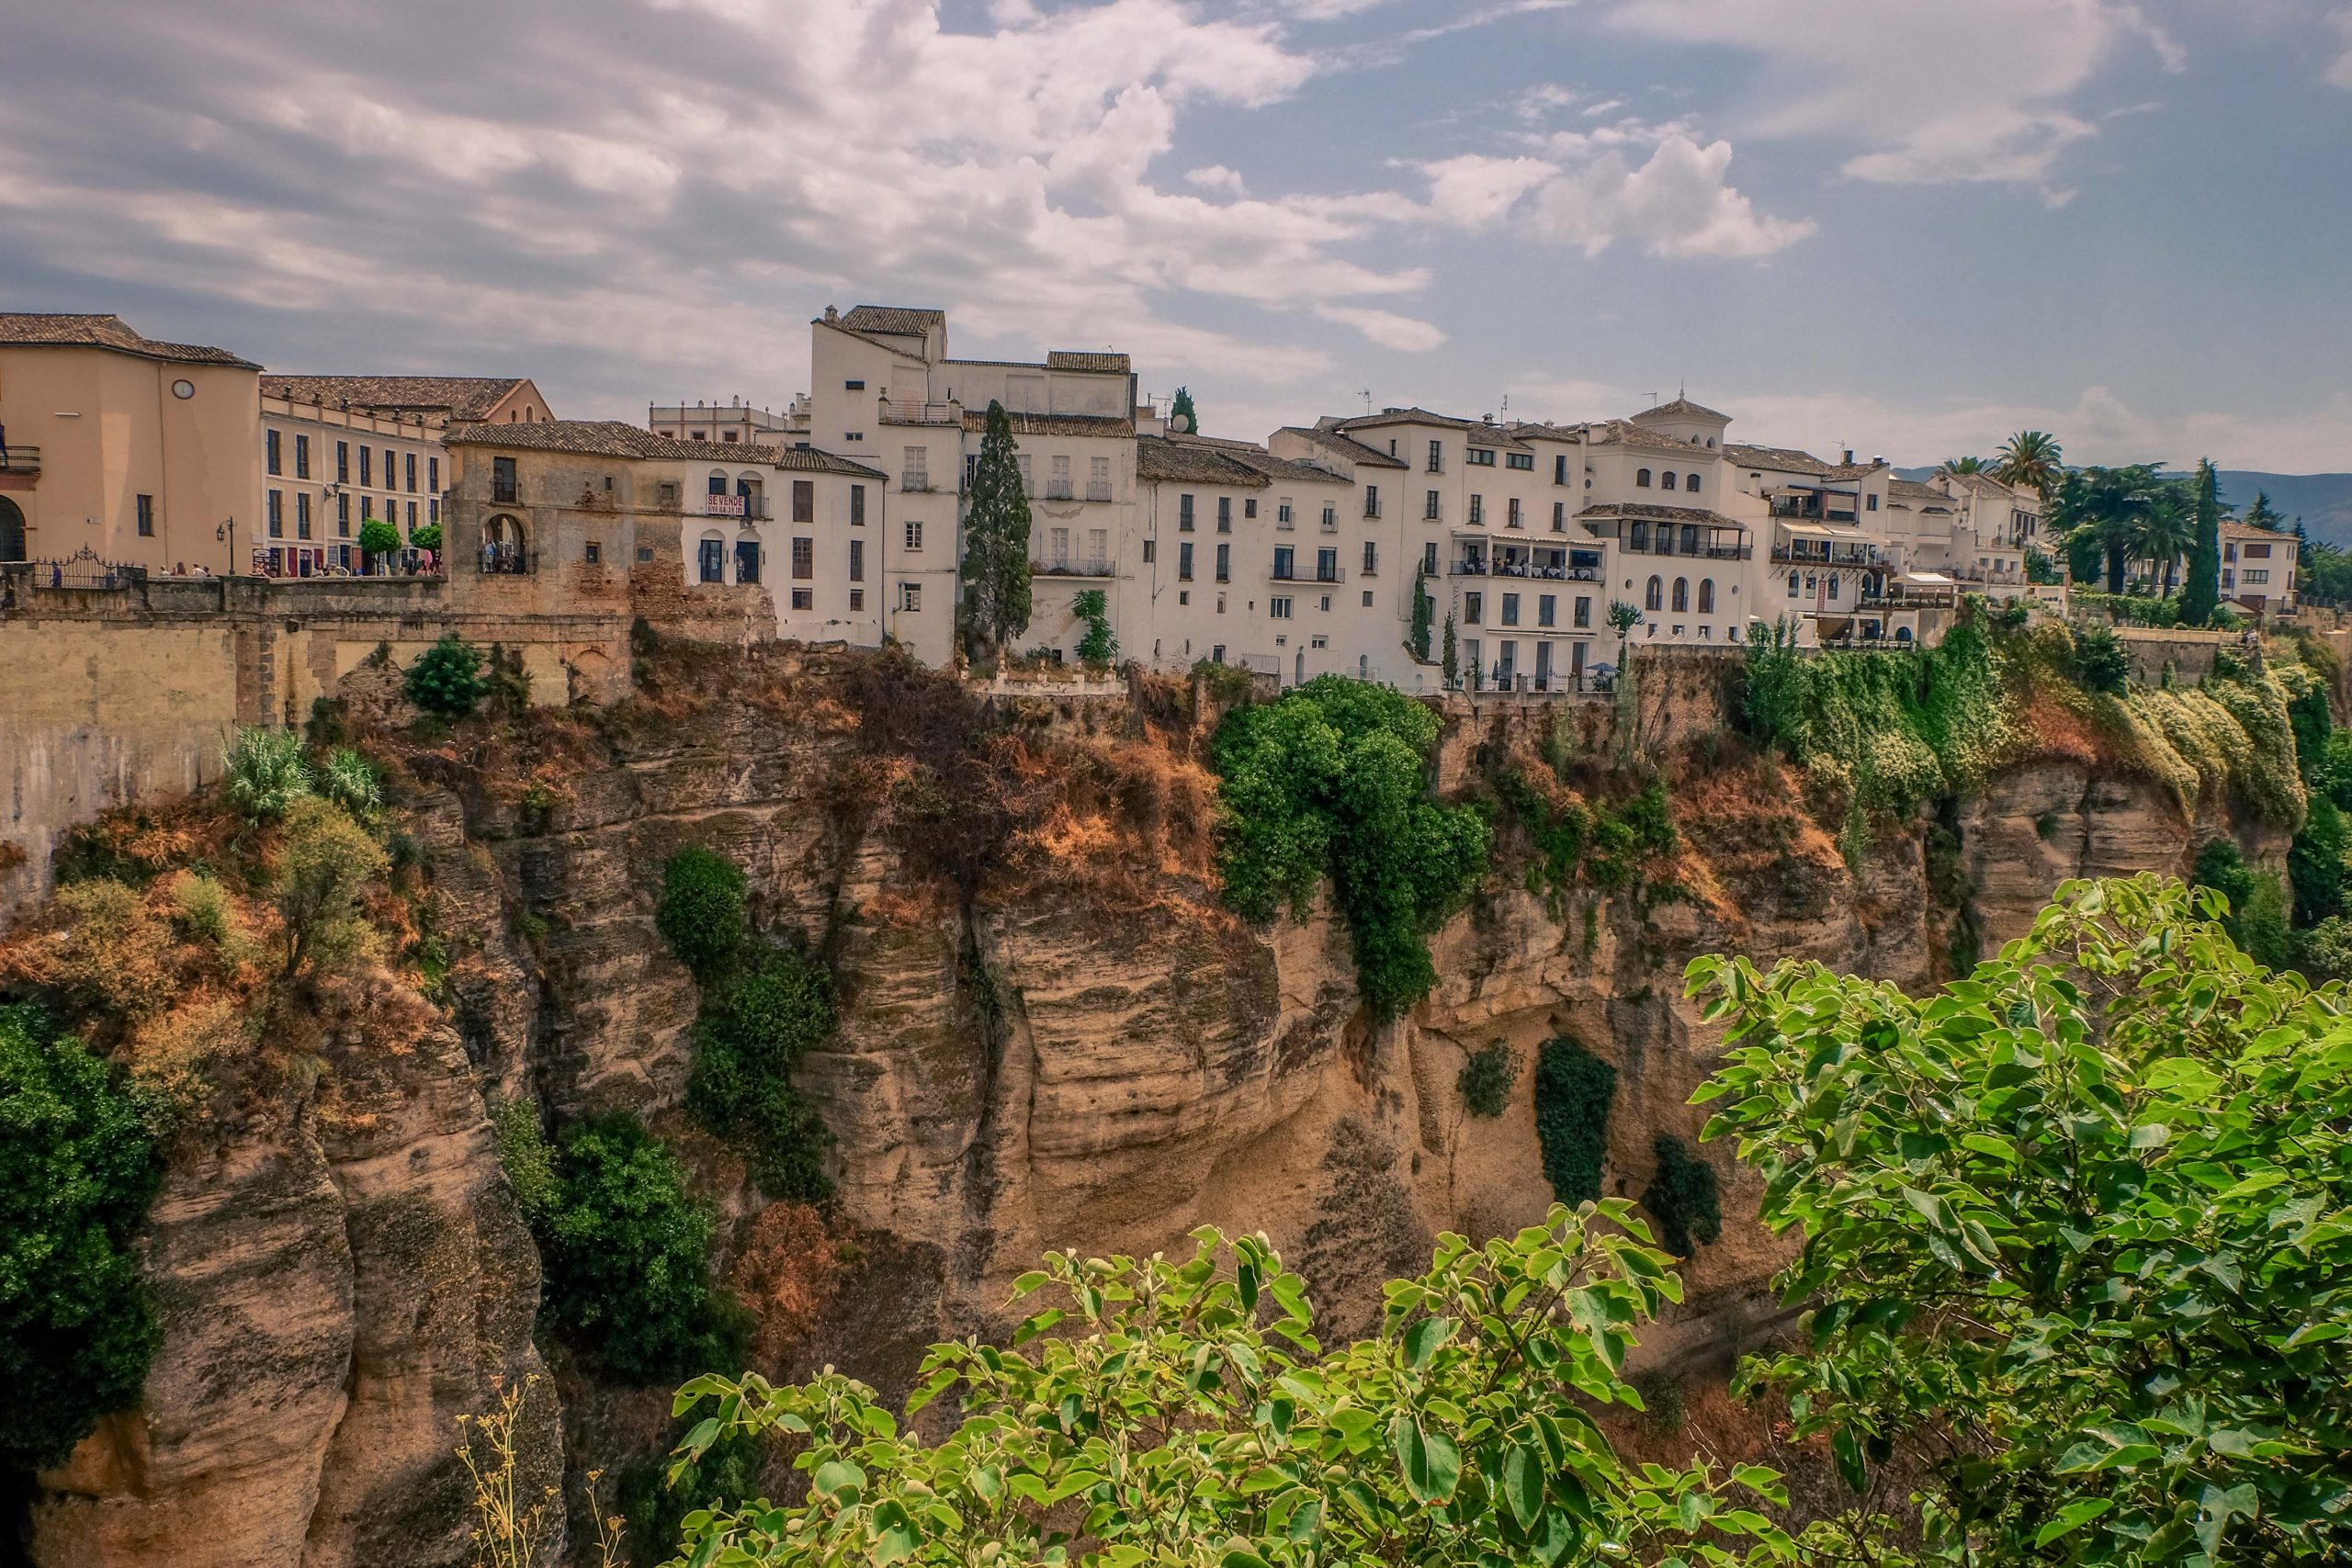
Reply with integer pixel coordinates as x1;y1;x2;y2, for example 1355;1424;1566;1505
2223;520;2296;542
0;311;259;368
961;410;1134;436
445;420;884;476
262;374;531;421
1277;426;1409;468
838;306;944;336
1464;425;1534;451
1338;406;1482;434
1046;350;1132;374
1590;419;1711;455
1177;437;1345;485
1886;478;1955;505
1577;502;1747;530
1136;436;1269;486
1633;395;1732;423
1724;442;1835;475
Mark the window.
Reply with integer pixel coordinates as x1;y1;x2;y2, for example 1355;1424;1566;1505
359;446;371;487
1574;596;1590;628
849;589;864;610
429;457;439;492
1362;540;1377;575
789;536;811;579
850;485;865;526
1672;578;1689;612
335;441;349;482
382;448;396;488
1321;502;1336;528
1277;500;1293;526
1179;542;1194;581
1635;468;1652;488
698;538;724;581
1217;496;1232;532
1470;495;1484;525
1698;579;1715;613
1427;439;1443;472
135;494;154;536
1089;456;1111;502
407;500;417;528
1538;594;1555;627
1685;473;1700;495
1645;575;1663;611
1180;493;1196;531
1015;455;1033;494
1273;545;1295;580
266;429;282;475
1464;592;1482;625
296;492;312;539
1552;502;1566;531
1787;572;1800;597
1049;526;1070;568
1865;492;1876;511
1424;491;1441;521
1142;538;1156;564
492;457;517;503
2246;569;2271;584
638;547;653;563
849;538;865;581
1508;498;1522;528
1828;575;1840;601
1468;447;1495;468
1216;542;1230;581
845;378;865;390
1245;498;1259;521
1270;596;1293;619
904;520;923;550
1629;522;1649;549
1501;592;1520;626
1088;526;1107;566
722;430;738;443
899;582;921;612
1363;591;1374;607
1555;455;1568;484
903;446;928;490
336;493;349;535
1049;455;1071;500
1661;471;1676;492
792;588;812;610
585;541;602;565
1364;484;1380;518
1508;451;1533;470
1422;541;1439;575
405;452;417;492
1317;547;1338;582
295;434;311;479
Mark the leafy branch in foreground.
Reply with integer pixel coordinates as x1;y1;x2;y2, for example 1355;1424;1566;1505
1689;874;2352;1566
658;1207;1792;1567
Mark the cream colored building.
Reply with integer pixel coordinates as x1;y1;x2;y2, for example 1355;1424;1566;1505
2222;521;2297;615
671;444;888;645
259;376;554;576
648;397;803;446
0;312;261;575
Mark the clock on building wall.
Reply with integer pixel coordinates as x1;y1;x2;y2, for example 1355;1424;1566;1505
170;379;195;399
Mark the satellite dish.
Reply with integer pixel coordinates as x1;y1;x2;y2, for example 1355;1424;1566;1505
1170;413;1192;434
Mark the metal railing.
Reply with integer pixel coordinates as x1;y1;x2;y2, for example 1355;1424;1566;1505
1035;558;1114;577
1;547;142;591
0;444;37;474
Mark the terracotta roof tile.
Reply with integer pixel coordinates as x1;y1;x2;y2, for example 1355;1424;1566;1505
262;374;535;421
1046;350;1131;373
1276;426;1409;468
1136;436;1269;486
837;305;944;336
1577;502;1747;530
0;311;258;368
446;420;883;476
960;410;1134;436
1633;394;1732;423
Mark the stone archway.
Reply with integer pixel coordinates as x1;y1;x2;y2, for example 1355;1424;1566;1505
0;495;24;562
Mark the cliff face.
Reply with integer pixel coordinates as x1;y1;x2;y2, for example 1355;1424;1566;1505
24;648;2277;1565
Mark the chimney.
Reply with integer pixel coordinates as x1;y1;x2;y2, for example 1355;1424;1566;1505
823;305;838;323
1842;447;1854;466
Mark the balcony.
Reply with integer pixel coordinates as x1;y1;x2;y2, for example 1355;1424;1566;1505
1272;562;1346;584
879;399;960;425
1363;500;1382;519
1770;543;1879;566
1046;482;1074;502
1086;483;1113;502
0;444;37;476
1449;558;1490;577
1035;558;1114;578
900;472;934;492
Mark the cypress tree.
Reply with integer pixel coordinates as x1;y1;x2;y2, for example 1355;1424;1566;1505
1408;565;1433;661
2181;457;2222;626
1441;613;1459;688
1170;386;1198;434
959;400;1034;660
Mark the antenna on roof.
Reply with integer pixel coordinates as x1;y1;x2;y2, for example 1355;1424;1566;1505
1644;391;1658;409
1362;388;1373;415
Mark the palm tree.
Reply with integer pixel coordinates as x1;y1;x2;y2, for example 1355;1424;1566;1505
1938;456;1988;477
2130;481;2195;595
2049;464;2166;593
1993;431;2064;500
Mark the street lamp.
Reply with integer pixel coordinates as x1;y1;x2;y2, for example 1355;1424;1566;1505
215;516;236;577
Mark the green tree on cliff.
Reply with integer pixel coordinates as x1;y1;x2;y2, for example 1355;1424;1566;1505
958;400;1033;661
1691;875;2352;1567
2181;457;2222;625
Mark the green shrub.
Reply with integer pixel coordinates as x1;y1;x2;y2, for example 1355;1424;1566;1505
1532;1035;1615;1204
1210;677;1490;1021
2290;678;2333;780
688;943;835;1201
490;1098;558;1222
271;796;390;978
357;517;401;558
223;725;312;822
619;1424;765;1568
2072;623;2130;694
403;634;488;719
0;1004;164;1472
317;747;381;817
407;521;443;554
1190;659;1256;708
2290;795;2351;927
1455;1043;1516;1118
1072;589;1117;667
656;846;749;983
531;1111;746;1383
1642;1134;1721;1258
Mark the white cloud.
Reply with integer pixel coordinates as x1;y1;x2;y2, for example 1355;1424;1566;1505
1314;303;1449;350
2327;7;2352;87
1416;130;1813;258
1606;0;2181;197
1184;164;1249;195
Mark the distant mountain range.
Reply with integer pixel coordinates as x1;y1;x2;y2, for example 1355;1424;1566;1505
1891;468;2352;549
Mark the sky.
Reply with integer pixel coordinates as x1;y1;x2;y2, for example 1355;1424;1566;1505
2;0;2348;471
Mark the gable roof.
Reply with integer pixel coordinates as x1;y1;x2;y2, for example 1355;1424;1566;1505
1045;350;1131;374
0;311;258;368
1725;442;1835;475
445;419;883;475
1887;478;1957;506
1277;426;1409;468
1589;419;1713;456
838;305;944;337
1337;406;1483;434
960;410;1133;436
1577;502;1747;531
262;374;534;421
2222;520;2295;543
1173;436;1345;485
1136;436;1268;486
1632;394;1732;423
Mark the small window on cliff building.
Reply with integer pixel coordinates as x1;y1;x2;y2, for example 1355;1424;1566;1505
584;542;601;565
636;546;653;563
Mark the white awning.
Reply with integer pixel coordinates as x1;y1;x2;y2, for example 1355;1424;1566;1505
1779;522;1868;541
1901;570;1956;585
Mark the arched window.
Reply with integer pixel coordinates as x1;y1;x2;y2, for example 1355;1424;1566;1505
1698;578;1715;613
1635;468;1652;488
0;495;23;563
1787;571;1800;597
483;513;528;574
707;468;729;497
1662;471;1678;491
1645;575;1663;612
1684;472;1701;494
1895;626;1915;643
1671;577;1689;612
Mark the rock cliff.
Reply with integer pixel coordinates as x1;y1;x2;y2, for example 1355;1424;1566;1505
20;644;2284;1564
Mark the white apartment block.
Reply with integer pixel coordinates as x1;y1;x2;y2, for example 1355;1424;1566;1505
633;306;2067;682
259;375;552;577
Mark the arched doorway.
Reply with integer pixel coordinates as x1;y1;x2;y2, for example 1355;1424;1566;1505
483;513;527;573
0;496;24;562
1294;649;1306;686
